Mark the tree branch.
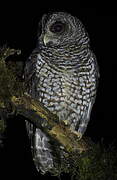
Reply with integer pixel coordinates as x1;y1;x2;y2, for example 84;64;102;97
11;94;89;153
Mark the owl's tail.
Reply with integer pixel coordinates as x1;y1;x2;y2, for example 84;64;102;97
25;121;54;174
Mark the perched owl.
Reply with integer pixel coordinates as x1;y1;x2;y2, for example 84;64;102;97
24;12;99;174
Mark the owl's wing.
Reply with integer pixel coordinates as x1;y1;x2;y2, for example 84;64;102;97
76;52;99;137
24;49;55;173
93;52;100;88
25;120;54;173
24;48;39;95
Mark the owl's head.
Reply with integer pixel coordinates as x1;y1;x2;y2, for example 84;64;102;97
38;12;89;47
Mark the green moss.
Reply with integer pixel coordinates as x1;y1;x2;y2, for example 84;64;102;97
0;46;22;134
49;141;117;180
0;118;6;133
0;47;23;105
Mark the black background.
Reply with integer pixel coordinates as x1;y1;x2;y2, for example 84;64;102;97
0;3;117;179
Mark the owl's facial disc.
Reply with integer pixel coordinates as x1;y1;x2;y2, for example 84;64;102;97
43;20;67;46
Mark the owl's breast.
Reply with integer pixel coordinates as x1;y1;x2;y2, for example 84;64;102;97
35;53;96;129
35;57;80;122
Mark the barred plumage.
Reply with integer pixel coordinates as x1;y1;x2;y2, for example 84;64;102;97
25;12;99;174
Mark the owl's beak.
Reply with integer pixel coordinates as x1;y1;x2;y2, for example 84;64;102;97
43;34;57;46
43;34;51;46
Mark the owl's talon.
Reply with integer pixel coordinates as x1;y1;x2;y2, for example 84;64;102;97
76;132;83;140
63;120;69;126
71;130;83;140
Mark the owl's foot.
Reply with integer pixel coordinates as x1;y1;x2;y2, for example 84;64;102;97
63;120;69;126
70;129;83;140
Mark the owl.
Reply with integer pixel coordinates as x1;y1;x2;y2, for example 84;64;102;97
24;12;99;174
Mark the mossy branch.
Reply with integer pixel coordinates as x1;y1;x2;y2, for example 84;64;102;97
11;94;89;153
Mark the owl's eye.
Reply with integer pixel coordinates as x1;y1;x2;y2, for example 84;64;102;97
50;21;65;34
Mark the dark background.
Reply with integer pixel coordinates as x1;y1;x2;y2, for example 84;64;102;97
0;3;117;179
